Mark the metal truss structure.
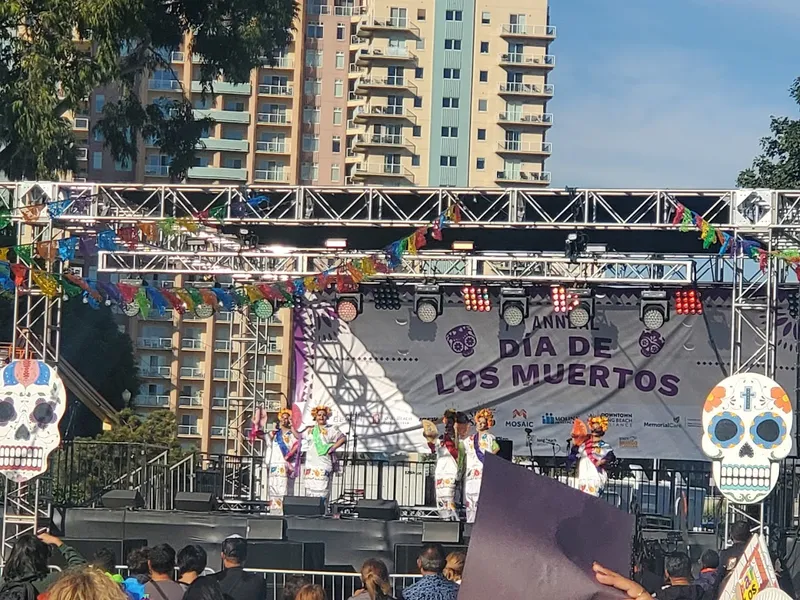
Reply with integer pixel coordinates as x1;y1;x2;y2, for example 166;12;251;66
2;182;800;550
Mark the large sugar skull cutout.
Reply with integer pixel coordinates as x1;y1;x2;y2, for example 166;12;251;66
446;325;477;357
702;373;793;504
0;360;66;482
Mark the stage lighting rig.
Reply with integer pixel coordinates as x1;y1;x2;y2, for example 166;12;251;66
639;290;669;331
462;286;491;312
551;285;578;313
414;285;443;323
564;232;588;262
674;290;703;315
500;288;528;327
567;289;594;327
253;299;275;320
336;292;363;323
374;281;401;310
788;291;799;319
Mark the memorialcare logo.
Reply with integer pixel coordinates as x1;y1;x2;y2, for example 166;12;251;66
643;416;682;428
638;330;665;358
446;325;478;357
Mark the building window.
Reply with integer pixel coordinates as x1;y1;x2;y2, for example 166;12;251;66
477;129;486;140
412;155;420;167
333;107;343;125
480;42;489;54
307;22;323;38
412;125;421;137
478;99;487;112
440;156;457;167
443;68;461;79
479;70;488;82
335;51;345;69
415;67;424;79
416;38;425;50
445;10;463;21
417;8;426;20
92;152;103;169
444;39;462;50
115;158;132;171
302;134;320;152
224;100;246;111
332;136;341;153
442;97;460;108
336;23;345;40
93;129;104;142
441;127;458;138
305;50;323;67
414;96;422;108
481;11;491;24
476;158;485;170
331;163;340;182
303;106;321;124
301;162;319;181
334;79;344;97
224;158;243;169
94;94;105;113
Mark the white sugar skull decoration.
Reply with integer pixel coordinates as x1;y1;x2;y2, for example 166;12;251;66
0;360;67;482
701;373;793;504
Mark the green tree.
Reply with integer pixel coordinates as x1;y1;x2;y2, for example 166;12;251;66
737;77;800;189
0;0;297;180
96;408;185;460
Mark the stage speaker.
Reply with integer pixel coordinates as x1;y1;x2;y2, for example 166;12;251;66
356;499;399;521
422;521;462;544
174;492;216;512
245;541;325;570
394;543;468;574
53;538;148;568
496;438;513;461
284;496;325;516
101;490;144;509
247;517;285;541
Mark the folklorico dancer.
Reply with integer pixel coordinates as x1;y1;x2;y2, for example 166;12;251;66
303;405;346;502
423;409;469;521
264;408;301;515
567;415;617;497
463;408;500;523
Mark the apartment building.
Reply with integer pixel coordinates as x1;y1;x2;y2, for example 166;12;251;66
77;0;553;187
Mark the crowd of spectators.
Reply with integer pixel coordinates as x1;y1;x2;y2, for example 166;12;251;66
0;521;765;600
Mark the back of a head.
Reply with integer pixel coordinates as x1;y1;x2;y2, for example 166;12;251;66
127;547;151;576
91;547;118;574
184;576;226;600
222;536;248;565
443;551;465;583
47;566;128;600
148;544;176;576
664;552;692;580
730;521;751;544
295;584;327;600
700;549;719;570
418;543;446;574
361;558;391;600
283;575;312;600
178;545;208;576
4;534;50;580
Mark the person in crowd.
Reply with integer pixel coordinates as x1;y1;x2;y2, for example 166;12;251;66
145;544;185;600
0;532;85;598
568;415;617;497
696;549;720;596
443;551;465;585
262;408;301;515
91;547;124;584
210;535;267;600
398;543;459;600
184;577;227;600
295;584;328;600
283;575;312;600
594;552;706;600
46;566;128;600
463;408;499;523
303;405;346;504
423;410;469;521
718;521;750;578
177;544;208;590
347;558;394;600
122;547;150;600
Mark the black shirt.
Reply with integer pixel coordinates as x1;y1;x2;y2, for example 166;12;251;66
655;583;707;600
210;567;267;600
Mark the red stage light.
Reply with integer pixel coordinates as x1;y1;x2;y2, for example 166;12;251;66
674;290;703;315
462;286;492;312
551;285;577;313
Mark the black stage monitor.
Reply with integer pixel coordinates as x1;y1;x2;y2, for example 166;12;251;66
245;541;325;570
356;499;399;521
284;496;325;516
496;438;513;461
101;490;144;510
174;492;216;512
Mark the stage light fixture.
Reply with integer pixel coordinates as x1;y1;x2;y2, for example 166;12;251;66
639;290;669;331
374;282;401;310
461;286;491;312
194;303;215;319
336;293;363;323
550;285;576;313
325;238;348;249
674;289;703;315
253;299;275;320
122;302;140;317
788;291;799;319
500;288;528;327
567;289;594;328
452;241;474;251
414;285;443;323
564;232;587;261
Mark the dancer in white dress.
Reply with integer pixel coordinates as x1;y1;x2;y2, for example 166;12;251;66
463;408;500;523
567;415;617;497
424;410;469;521
303;405;346;502
263;408;300;515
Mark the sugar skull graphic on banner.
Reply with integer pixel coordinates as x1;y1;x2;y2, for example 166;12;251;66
0;360;67;482
702;373;794;504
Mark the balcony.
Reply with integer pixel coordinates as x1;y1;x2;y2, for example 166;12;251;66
210;426;227;437
335;5;364;16
500;24;557;39
353;104;416;124
497;141;552;155
355;76;417;95
138;337;172;350
170;51;185;62
213;368;233;379
353;133;413;150
148;79;182;91
499;53;556;69
213;340;231;351
191;81;252;95
147;309;175;321
355;46;417;65
141;366;171;378
257;112;292;126
133;395;170;407
181;338;204;350
254;169;289;183
178;395;203;407
258;84;294;97
356;15;419;37
178;425;199;436
256;141;290;154
494;170;551;185
179;366;204;378
211;397;228;408
261;56;294;69
193;109;250;124
199;138;250;152
498;112;553;127
145;165;170;177
187;166;248;181
499;82;555;97
308;3;330;14
352;162;414;182
72;117;89;131
76;147;88;161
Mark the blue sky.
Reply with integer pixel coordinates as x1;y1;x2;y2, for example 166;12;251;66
546;0;800;188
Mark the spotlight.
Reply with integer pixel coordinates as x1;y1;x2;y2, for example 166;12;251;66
567;288;594;328
461;286;491;312
551;285;577;313
789;291;799;319
639;290;669;330
122;302;140;317
374;282;401;310
500;288;528;327
336;293;363;323
414;285;442;323
674;289;703;315
325;238;347;249
452;241;474;251
194;303;215;319
564;232;587;261
253;299;274;320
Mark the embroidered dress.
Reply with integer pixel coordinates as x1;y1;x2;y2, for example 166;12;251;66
303;424;343;499
264;429;300;515
463;431;499;523
431;434;463;521
567;438;616;497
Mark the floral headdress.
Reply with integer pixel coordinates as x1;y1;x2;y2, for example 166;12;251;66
475;408;495;428
277;408;292;420
310;405;332;418
588;415;609;433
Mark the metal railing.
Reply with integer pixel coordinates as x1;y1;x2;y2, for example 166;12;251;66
498;140;553;153
356;76;417;93
140;365;171;377
499;82;555;96
254;169;289;182
257;112;291;125
138;337;172;349
181;338;204;349
495;170;551;183
353;163;414;181
144;165;170;176
178;395;203;407
498;112;553;125
148;79;181;91
256;141;289;153
354;133;412;148
133;395;169;407
258;84;294;96
179;366;204;378
499;53;556;67
500;23;557;37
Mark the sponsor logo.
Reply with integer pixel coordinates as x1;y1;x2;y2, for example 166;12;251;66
643;416;682;429
536;437;559;446
505;419;537;428
619;436;639;449
602;412;634;428
686;417;702;429
513;409;528;419
541;412;577;425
